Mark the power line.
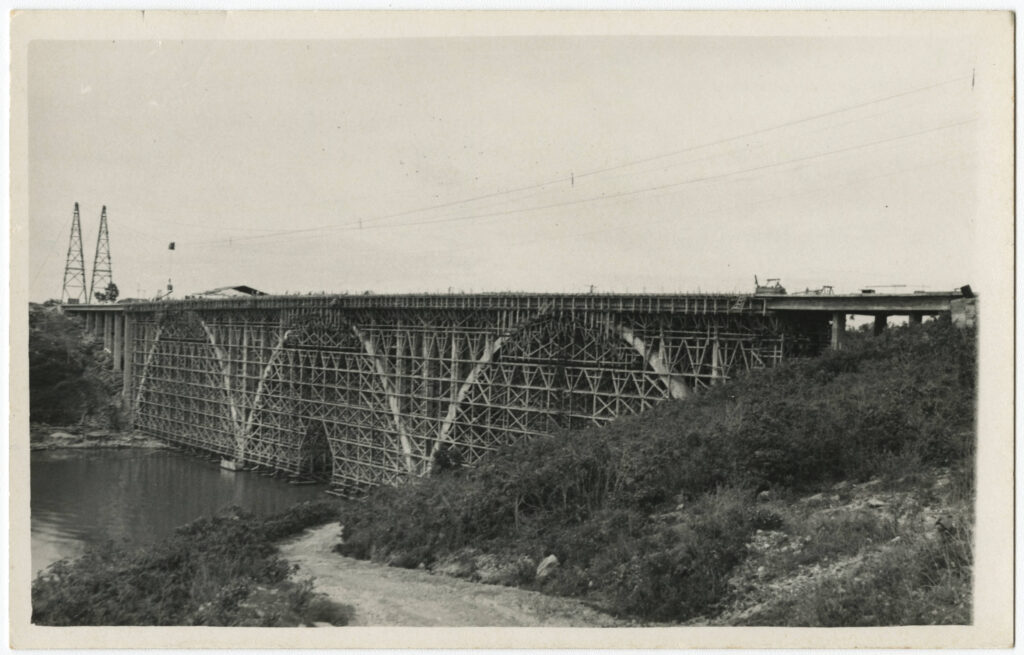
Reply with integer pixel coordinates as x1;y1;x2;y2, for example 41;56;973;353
190;116;974;249
474;149;976;254
184;74;971;248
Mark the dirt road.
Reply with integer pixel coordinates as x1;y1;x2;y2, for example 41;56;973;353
279;524;623;627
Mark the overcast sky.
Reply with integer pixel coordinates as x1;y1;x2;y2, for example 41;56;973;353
28;34;983;301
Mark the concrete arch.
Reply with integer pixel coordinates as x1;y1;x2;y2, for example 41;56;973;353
612;324;691;400
198;318;292;463
132;324;164;409
350;325;417;474
429;313;692;464
434;333;510;454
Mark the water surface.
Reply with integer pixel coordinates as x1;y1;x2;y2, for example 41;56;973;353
31;448;327;576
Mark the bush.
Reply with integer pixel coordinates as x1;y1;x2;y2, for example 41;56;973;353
32;503;345;626
601;487;757;620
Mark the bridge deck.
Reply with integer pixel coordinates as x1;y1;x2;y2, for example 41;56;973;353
117;292;764;315
762;292;966;314
63;289;969;316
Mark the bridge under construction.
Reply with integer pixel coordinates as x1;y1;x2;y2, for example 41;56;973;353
64;289;973;496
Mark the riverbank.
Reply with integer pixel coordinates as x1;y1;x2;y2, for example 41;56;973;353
30;424;168;451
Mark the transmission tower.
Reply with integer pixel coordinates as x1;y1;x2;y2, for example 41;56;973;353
60;202;87;303
89;205;115;303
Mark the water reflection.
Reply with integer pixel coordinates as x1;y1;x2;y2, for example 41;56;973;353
31;448;326;576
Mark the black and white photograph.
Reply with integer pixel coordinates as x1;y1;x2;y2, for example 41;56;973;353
9;10;1014;649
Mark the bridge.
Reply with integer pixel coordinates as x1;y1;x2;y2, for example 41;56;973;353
62;289;972;495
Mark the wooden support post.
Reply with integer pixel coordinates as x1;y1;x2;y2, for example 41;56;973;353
831;312;846;350
242;326;249;397
450;332;459;406
112;313;123;371
873;314;888;336
395;329;406;421
909;312;923;325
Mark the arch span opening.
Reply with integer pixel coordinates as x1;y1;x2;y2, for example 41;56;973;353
299;421;333;482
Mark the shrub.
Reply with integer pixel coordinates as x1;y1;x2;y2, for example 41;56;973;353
32;503;346;626
602;488;757;620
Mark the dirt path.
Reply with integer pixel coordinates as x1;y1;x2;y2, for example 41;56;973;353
279;524;623;627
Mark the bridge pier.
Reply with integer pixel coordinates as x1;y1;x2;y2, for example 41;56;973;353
909;312;923;325
831;312;846;350
112;313;123;372
873;314;888;336
122;315;134;407
103;312;112;351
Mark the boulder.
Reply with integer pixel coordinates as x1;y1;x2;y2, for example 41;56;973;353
866;497;887;508
802;492;828;506
536;554;560;579
49;431;76;440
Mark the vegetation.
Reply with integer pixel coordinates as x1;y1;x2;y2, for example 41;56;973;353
29;303;122;427
336;318;975;624
32;501;348;626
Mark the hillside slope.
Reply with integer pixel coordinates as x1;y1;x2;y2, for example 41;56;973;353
336;318;975;625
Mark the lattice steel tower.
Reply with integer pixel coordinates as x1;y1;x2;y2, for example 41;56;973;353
60;202;87;303
89;205;114;303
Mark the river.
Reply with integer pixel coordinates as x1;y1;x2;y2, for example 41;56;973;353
31;448;327;577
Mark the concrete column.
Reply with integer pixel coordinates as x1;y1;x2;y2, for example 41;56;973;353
122;315;134;412
112;314;123;371
85;312;93;334
831;312;846;350
873;314;888;336
909;312;923;325
103;312;112;351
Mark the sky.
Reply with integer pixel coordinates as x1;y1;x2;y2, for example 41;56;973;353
27;34;985;301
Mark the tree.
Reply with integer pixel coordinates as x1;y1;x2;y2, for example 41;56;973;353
94;282;119;303
29;305;119;424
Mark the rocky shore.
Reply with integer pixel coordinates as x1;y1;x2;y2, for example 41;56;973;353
30;424;168;451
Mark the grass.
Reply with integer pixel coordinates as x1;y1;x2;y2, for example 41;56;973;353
32;500;347;626
335;318;976;624
735;509;973;626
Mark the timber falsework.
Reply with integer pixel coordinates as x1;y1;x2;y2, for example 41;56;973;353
65;290;966;496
